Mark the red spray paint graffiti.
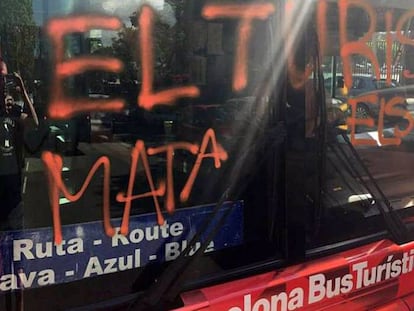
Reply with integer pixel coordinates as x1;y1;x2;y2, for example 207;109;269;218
42;0;414;243
138;5;200;110
42;152;114;245
202;3;275;91
47;16;125;119
42;129;228;244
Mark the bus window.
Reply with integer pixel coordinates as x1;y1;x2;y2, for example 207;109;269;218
0;0;287;309
304;2;414;249
1;0;414;310
175;2;414;311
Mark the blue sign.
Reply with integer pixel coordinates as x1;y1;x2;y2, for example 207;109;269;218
0;201;243;291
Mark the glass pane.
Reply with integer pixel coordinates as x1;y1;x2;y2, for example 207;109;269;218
308;1;414;247
0;0;283;309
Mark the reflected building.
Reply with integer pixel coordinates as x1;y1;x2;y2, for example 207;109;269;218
33;0;74;26
31;0;103;84
32;0;103;57
30;0;94;142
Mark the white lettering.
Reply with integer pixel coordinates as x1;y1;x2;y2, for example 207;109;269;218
83;250;141;277
67;238;84;254
160;222;170;238
252;298;270;311
341;274;353;294
84;257;103;277
119;254;133;270
13;239;34;261
0;270;56;291
0;274;17;291
129;228;144;243
376;263;386;283
13;238;83;261
36;242;52;259
352;261;367;289
165;242;181;261
402;252;410;274
308;273;325;304
111;222;184;247
270;292;287;310
244;294;252;311
111;228;129;246
391;259;402;278
165;241;215;261
288;287;304;310
232;289;304;311
37;269;55;286
170;222;184;237
103;258;118;274
18;271;36;288
135;249;141;268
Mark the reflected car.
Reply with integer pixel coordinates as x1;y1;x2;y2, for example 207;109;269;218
326;74;407;121
349;75;407;121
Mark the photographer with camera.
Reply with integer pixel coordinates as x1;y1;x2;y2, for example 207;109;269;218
0;72;38;229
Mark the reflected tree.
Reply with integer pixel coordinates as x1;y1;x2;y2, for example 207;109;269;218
117;1;187;86
0;0;36;87
90;1;188;95
111;25;138;83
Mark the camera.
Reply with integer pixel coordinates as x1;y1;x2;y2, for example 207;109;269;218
4;74;18;92
1;73;17;99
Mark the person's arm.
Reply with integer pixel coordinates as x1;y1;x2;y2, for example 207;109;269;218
14;72;39;127
0;61;7;75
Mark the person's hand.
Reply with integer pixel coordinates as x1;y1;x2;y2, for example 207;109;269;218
0;61;7;75
13;72;24;88
13;72;24;93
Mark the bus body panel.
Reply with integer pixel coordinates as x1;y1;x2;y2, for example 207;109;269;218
178;239;414;310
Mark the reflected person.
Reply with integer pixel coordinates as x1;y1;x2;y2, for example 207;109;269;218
0;73;38;229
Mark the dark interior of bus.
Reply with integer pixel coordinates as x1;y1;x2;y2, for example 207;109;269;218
2;0;414;310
